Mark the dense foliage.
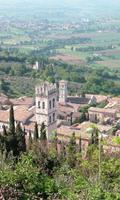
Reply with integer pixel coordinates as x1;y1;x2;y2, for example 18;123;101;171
0;51;120;97
0;108;120;199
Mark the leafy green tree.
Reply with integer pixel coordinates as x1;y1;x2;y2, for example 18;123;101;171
16;122;26;155
40;122;47;141
2;125;7;136
79;112;86;123
40;122;47;150
88;125;99;146
60;141;66;161
28;131;32;150
34;122;39;141
78;134;82;153
51;131;58;153
67;132;76;167
0;135;6;154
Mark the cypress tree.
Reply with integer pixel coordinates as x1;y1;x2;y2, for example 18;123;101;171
5;105;18;157
16;122;26;155
88;126;99;146
80;112;86;123
52;131;58;152
40;122;47;141
51;131;58;157
0;134;6;154
28;131;32;150
67;132;76;167
89;132;94;145
60;141;66;161
40;122;47;153
34;122;39;141
94;128;99;146
1;125;7;155
2;125;7;136
78;134;82;153
68;132;76;154
9;105;15;135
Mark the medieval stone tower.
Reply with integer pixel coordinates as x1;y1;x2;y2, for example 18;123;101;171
59;80;68;104
35;82;57;139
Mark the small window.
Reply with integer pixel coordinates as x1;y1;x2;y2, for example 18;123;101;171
42;102;45;109
53;113;55;122
49;116;51;124
49;100;51;109
53;98;55;108
38;101;40;108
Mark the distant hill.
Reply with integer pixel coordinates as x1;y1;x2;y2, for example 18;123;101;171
0;0;120;21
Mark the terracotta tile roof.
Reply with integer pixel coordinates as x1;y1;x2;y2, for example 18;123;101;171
24;122;35;132
10;96;35;107
0;106;34;124
14;106;34;123
57;122;91;140
86;94;108;103
0;110;9;123
29;115;36;122
67;96;89;104
67;103;81;111
57;122;112;142
72;112;81;118
88;107;117;114
108;97;120;104
58;103;74;114
0;93;12;105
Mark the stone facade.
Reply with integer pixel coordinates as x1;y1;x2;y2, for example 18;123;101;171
59;80;68;104
88;107;117;123
35;82;57;139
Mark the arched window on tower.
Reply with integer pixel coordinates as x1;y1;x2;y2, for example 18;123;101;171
38;101;40;108
49;116;51;124
53;98;55;108
49;100;51;109
42;102;45;109
53;113;55;122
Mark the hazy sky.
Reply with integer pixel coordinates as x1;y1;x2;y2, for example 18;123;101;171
0;0;120;19
0;0;119;9
0;0;120;6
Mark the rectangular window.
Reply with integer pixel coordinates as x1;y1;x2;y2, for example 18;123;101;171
42;102;45;109
53;98;55;108
49;100;51;109
38;101;40;108
49;116;51;124
53;113;55;122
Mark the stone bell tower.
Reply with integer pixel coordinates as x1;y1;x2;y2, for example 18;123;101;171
35;82;57;139
59;80;68;104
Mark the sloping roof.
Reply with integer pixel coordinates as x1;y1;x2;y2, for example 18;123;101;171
88;107;117;114
86;94;108;103
108;97;120;104
67;96;89;104
58;103;74;114
10;96;35;107
24;122;35;132
14;106;34;123
0;110;9;123
0;105;34;124
0;93;12;105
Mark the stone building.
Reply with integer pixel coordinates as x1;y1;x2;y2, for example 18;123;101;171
35;82;57;139
88;107;117;123
59;80;68;104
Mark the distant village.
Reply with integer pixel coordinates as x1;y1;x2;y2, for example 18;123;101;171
0;80;120;154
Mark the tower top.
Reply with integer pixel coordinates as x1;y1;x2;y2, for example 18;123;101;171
35;81;57;97
59;80;68;104
59;80;68;84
